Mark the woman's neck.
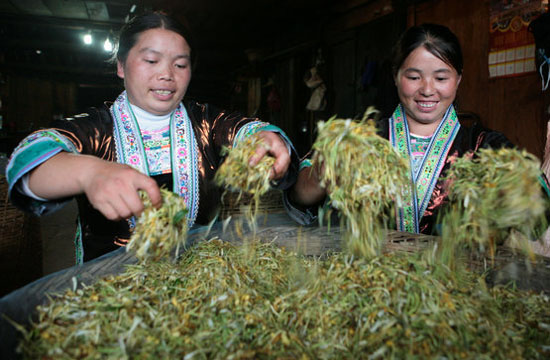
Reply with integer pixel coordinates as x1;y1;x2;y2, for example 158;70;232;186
406;118;442;137
129;103;172;130
130;103;172;121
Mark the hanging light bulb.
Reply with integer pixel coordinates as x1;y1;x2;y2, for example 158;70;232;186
83;31;93;45
300;121;308;133
103;37;113;52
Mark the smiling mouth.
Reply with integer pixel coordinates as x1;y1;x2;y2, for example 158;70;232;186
152;89;174;95
417;101;437;109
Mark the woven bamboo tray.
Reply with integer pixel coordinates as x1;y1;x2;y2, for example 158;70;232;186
0;176;42;297
1;211;549;359
207;213;550;293
219;189;285;219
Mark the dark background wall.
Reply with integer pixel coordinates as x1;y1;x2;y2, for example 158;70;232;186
1;0;548;158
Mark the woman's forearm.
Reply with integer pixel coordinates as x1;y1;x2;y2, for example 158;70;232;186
28;152;103;199
28;151;161;220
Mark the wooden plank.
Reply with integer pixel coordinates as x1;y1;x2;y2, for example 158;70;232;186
331;0;380;14
328;0;394;32
408;0;547;158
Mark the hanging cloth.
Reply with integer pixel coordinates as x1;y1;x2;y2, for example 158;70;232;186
389;104;460;233
110;91;200;228
304;66;327;111
529;13;550;91
538;48;550;91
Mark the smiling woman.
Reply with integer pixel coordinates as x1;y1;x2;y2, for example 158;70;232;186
391;23;463;136
285;23;550;236
5;11;299;264
394;47;461;136
116;28;192;116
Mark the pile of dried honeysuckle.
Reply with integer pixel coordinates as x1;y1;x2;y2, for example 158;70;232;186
18;239;550;359
126;188;189;262
215;133;276;229
312;116;410;257
436;147;548;269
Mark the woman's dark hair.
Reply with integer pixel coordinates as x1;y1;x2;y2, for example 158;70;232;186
391;23;463;77
114;11;196;66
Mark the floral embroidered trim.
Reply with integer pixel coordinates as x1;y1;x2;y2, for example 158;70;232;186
389;104;460;233
111;91;199;227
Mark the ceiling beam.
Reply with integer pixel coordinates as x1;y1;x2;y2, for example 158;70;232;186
0;13;125;32
0;60;115;77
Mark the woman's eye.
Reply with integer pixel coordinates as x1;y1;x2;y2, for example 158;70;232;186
144;59;157;64
407;76;419;80
436;77;448;81
175;63;188;69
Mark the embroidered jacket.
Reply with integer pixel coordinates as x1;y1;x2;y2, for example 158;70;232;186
6;100;299;261
379;116;513;234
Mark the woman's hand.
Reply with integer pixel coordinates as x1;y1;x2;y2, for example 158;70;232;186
80;160;161;220
289;161;327;207
248;131;290;180
29;152;162;220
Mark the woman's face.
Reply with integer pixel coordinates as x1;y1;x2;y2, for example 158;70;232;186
395;46;461;127
117;28;191;115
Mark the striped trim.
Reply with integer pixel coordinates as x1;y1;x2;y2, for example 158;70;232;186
6;130;77;192
299;158;312;170
538;174;550;198
233;121;269;146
